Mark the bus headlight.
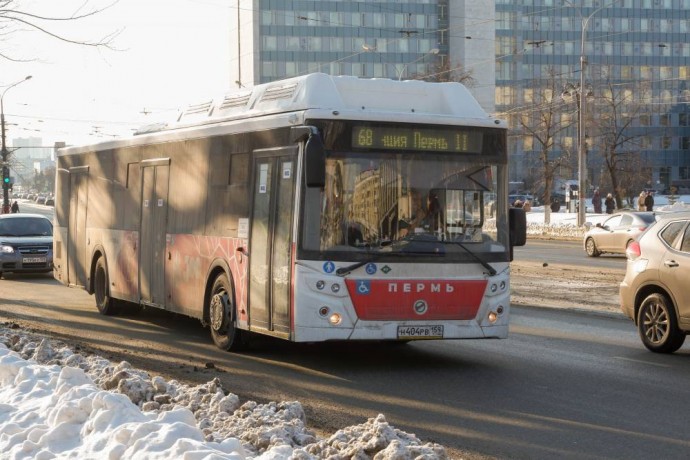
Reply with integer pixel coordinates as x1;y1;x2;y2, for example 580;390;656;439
329;313;342;325
488;305;505;324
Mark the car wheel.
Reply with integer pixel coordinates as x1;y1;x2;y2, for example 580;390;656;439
637;293;686;353
585;238;600;257
209;273;246;351
94;256;121;316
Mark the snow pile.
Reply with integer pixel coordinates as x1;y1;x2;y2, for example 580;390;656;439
0;325;446;459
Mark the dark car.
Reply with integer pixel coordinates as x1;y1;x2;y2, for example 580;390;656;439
583;211;658;257
0;213;53;278
620;211;690;353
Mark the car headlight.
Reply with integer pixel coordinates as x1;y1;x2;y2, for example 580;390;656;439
1;245;15;254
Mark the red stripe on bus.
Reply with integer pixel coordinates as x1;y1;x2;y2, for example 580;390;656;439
345;279;488;320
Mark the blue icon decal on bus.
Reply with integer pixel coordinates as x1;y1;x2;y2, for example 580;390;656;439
365;263;377;275
323;261;335;273
356;280;371;295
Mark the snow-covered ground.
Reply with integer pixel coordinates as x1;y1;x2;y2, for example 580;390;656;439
0;329;445;459
1;194;688;459
525;194;690;239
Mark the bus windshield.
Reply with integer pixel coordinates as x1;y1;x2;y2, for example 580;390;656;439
302;151;509;260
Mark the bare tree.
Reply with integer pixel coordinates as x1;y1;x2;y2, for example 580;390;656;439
419;59;476;86
590;80;650;209
0;0;120;62
509;69;575;223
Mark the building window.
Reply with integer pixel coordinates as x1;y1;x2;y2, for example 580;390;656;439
523;136;533;151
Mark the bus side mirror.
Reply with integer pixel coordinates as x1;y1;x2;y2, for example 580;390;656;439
304;134;325;188
509;207;527;247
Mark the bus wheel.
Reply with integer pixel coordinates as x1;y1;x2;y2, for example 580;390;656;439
94;256;120;316
209;274;244;351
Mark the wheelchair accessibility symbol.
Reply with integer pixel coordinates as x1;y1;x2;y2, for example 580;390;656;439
356;280;371;295
365;263;377;275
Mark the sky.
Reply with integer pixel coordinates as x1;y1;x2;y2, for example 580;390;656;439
3;0;232;147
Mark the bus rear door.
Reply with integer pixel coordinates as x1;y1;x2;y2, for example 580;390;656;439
249;147;297;337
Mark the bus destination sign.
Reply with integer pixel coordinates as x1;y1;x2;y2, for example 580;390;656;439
352;125;483;153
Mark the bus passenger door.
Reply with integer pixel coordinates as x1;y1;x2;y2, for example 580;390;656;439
67;166;89;288
139;160;170;306
249;148;296;336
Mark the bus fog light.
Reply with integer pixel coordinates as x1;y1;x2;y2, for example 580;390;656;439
488;311;498;323
500;281;506;290
497;305;504;314
316;280;325;290
318;306;329;317
329;313;342;325
490;283;497;293
331;283;340;293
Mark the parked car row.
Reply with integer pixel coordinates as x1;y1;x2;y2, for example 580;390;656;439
13;192;54;206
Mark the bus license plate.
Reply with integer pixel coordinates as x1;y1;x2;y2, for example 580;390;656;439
23;257;46;263
397;325;444;340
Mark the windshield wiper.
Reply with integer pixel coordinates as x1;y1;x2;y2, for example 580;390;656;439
336;260;368;276
397;238;496;275
445;240;497;276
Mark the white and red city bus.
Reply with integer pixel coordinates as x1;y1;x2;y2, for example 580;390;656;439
53;73;526;350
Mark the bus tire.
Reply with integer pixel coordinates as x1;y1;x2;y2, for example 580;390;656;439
209;273;245;351
94;256;120;316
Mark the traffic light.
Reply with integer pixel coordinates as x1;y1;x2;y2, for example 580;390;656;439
2;166;9;187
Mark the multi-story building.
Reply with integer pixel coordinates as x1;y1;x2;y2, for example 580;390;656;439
496;0;690;195
9;137;54;186
230;1;690;195
230;0;496;111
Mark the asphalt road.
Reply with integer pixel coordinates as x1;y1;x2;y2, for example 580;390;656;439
1;274;689;459
514;238;627;270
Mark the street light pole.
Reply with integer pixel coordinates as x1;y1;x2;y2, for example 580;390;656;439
398;48;439;81
575;1;618;226
1;75;32;214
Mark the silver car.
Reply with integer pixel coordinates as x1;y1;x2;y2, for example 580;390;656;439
584;211;657;257
619;211;690;353
0;213;53;278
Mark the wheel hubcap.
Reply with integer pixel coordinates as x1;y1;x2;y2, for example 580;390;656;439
210;291;229;332
642;303;669;344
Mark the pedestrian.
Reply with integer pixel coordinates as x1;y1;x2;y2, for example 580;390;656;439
604;193;615;214
11;201;19;213
592;188;602;213
637;191;646;211
644;191;654;212
550;198;560;213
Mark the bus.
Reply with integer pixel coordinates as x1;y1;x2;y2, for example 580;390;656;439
53;73;526;350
